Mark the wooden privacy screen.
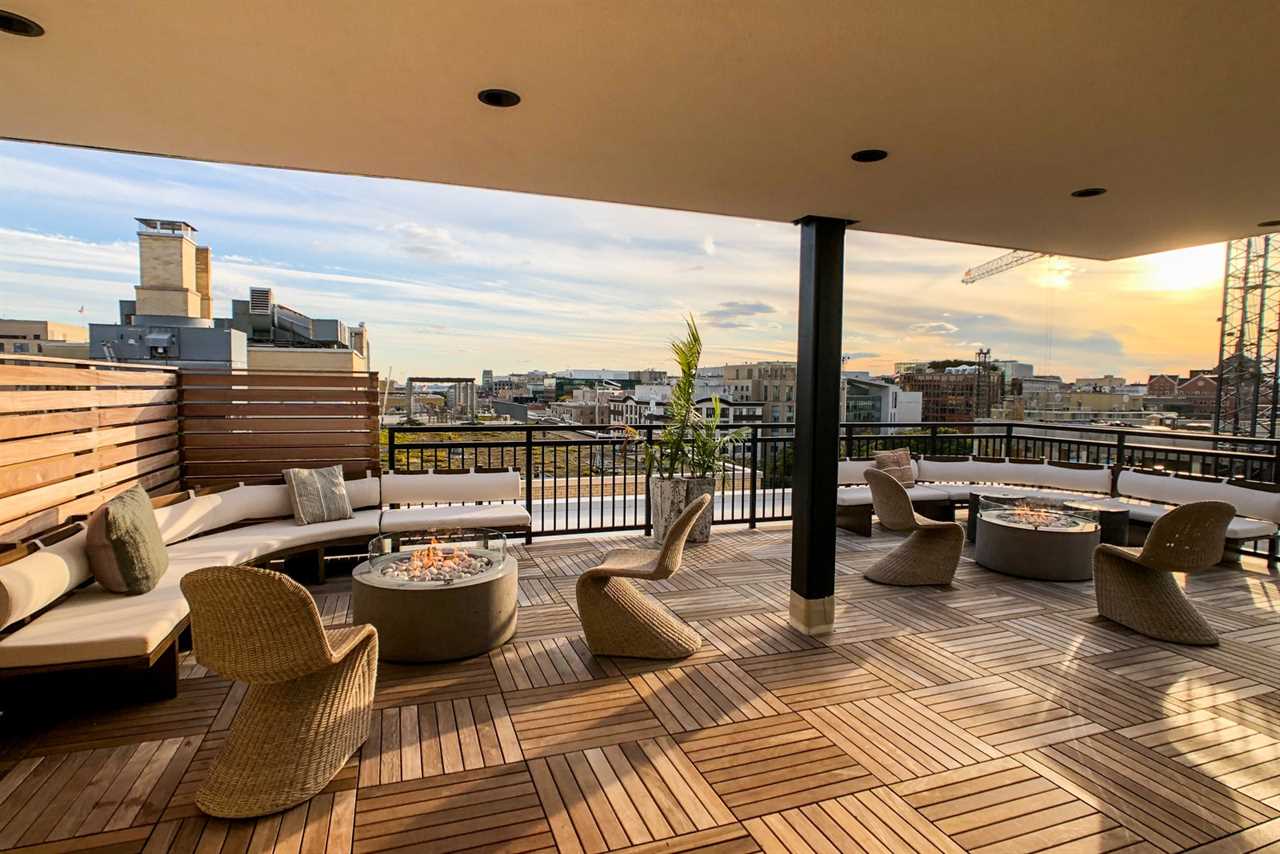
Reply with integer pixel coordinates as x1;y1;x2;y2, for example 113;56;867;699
0;355;181;544
179;371;380;489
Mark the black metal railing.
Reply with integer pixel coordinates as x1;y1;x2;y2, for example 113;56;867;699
386;421;1280;543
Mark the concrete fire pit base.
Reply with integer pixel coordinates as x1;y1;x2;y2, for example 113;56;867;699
351;555;518;662
975;515;1099;581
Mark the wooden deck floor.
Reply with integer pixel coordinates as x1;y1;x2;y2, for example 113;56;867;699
2;522;1280;853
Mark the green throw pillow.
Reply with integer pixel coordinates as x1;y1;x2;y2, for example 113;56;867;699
85;484;169;595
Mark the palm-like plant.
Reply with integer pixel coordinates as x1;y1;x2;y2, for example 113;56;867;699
645;316;746;479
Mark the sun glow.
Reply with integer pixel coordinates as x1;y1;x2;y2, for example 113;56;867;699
1135;243;1226;294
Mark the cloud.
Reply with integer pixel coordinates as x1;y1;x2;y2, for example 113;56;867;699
908;321;959;336
702;235;716;256
843;351;880;360
391;222;462;260
703;300;777;328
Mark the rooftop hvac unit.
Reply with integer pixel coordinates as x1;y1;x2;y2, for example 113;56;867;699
249;288;274;315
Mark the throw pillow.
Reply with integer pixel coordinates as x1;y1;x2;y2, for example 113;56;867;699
874;448;915;487
284;465;354;525
85;484;169;595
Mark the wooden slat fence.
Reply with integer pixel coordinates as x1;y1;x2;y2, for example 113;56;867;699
178;371;380;489
0;354;181;544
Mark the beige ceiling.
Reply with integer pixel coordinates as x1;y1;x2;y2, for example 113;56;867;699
2;1;1277;260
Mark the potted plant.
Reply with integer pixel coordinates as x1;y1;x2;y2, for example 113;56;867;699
640;317;746;543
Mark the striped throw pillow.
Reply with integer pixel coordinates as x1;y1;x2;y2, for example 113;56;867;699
874;448;915;487
283;465;354;525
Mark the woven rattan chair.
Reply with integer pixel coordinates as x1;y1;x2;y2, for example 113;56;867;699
576;494;710;658
1094;500;1234;646
180;566;378;818
863;468;964;586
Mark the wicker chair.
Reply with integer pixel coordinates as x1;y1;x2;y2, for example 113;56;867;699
1093;500;1234;646
863;468;964;586
576;494;710;658
179;566;378;818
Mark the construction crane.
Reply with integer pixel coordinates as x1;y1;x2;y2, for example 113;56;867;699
961;249;1048;284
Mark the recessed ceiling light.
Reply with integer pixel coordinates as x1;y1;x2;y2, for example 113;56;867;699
851;149;889;163
1070;187;1107;198
1258;219;1280;228
477;89;521;108
0;9;43;37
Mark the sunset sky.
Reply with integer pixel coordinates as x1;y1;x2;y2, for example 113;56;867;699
0;140;1227;384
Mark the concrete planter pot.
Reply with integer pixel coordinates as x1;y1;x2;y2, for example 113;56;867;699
650;475;714;544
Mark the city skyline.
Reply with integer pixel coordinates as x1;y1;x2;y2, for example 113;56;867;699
0;139;1227;382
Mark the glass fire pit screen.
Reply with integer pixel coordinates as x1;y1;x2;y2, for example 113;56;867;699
977;497;1100;534
365;528;508;587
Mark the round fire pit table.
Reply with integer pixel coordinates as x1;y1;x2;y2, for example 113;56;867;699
352;528;517;662
975;499;1101;581
967;490;1026;544
1063;500;1130;546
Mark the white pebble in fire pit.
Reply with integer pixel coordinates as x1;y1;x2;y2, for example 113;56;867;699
379;542;494;584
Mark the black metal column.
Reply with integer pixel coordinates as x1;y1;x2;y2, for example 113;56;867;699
789;216;850;633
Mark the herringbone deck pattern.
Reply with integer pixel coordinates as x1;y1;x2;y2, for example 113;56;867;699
2;522;1279;853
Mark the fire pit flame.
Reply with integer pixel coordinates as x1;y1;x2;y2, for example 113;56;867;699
379;537;494;584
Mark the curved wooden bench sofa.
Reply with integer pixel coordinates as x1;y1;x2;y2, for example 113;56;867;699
0;469;530;700
837;455;1280;562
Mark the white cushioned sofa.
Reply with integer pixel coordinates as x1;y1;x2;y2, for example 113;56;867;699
838;455;1280;558
0;469;530;697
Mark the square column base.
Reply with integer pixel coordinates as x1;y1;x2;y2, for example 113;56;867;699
788;591;835;636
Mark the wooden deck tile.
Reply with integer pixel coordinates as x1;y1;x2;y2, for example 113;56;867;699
690;614;823;660
802;695;1001;784
359;696;524;786
1020;732;1279;852
4;525;1280;853
931;588;1049;622
743;789;964;854
836;635;989;691
915;625;1067;674
816;603;904;645
373;657;501;709
1153;639;1280;692
736;649;896;710
891;756;1154;853
504;680;667;758
491;637;622;691
909;675;1108;754
846;593;985;633
675;714;876;819
520;577;565;606
653;589;771;622
604;646;728;676
629;661;789;734
607;823;760;853
999;612;1143;657
17;680;232;755
514;603;590;642
1183;815;1280;852
0;735;202;847
353;762;553;853
1002;660;1192;729
1087;647;1276;709
315;591;353;627
530;736;735;852
1118;711;1280;809
1217;693;1280;742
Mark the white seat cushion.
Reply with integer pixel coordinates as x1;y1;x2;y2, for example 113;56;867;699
379;504;532;532
1098;497;1278;540
1118;470;1280;523
0;556;196;668
836;485;949;507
